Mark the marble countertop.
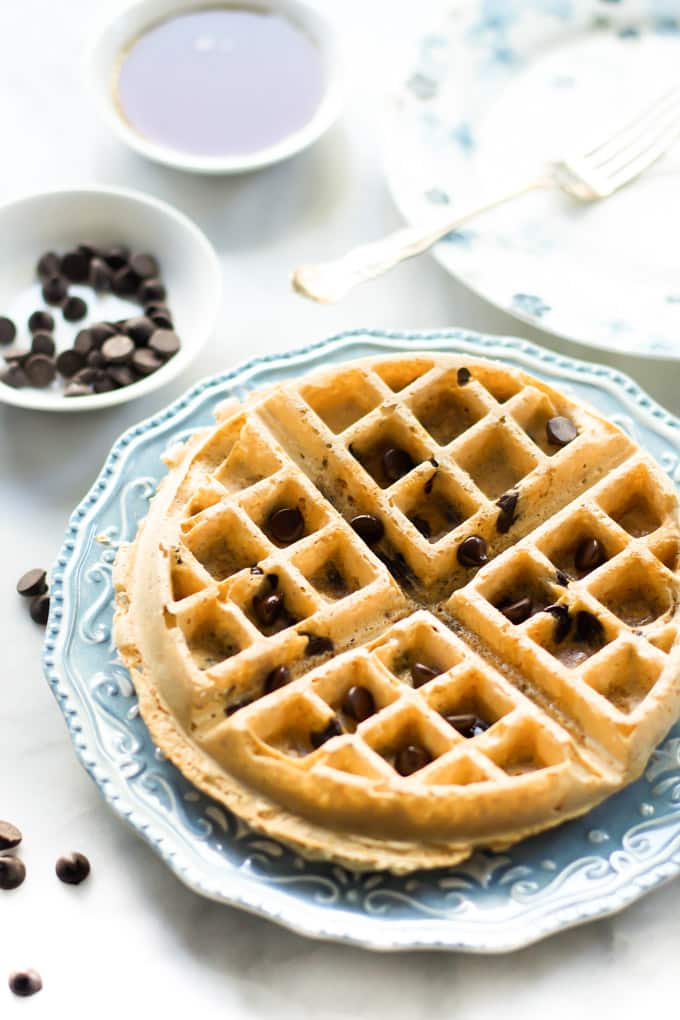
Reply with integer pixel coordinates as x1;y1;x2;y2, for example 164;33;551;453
2;1;680;1015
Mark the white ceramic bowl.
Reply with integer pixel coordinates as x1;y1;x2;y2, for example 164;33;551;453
0;186;221;412
87;0;346;175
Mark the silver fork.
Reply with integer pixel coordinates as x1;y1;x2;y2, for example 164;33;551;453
292;86;680;304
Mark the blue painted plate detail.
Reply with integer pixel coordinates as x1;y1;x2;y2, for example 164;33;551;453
44;330;680;952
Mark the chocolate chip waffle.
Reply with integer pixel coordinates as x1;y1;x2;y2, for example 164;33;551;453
113;355;680;872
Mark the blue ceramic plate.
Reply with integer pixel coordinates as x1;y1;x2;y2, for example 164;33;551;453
383;1;680;357
44;330;680;952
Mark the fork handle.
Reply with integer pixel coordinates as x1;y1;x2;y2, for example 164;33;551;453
291;177;549;304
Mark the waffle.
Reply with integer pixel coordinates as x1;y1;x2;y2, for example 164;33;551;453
113;354;680;872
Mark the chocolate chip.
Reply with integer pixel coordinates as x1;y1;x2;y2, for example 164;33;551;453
574;610;604;645
394;744;431;776
131;348;162;376
0;316;16;345
457;366;471;385
0;364;27;388
8;970;42;997
93;371;117;394
350;513;384;544
28;310;54;333
252;592;284;627
60;250;89;283
42;274;68;305
149;329;180;360
342;685;375;722
73;367;98;385
29;593;50;625
574;537;605;573
36;250;60;278
138;277;166;304
382;446;414;482
89;322;117;346
101;335;135;365
411;516;431;539
64;382;92;397
107;365;136;388
4;347;29;365
457;535;488;567
130;253;159;278
445;714;490;738
72;329;94;357
25;354;56;388
555;569;570;586
496;490;519;534
31;332;55;357
103;245;130;270
55;851;90;885
499;596;533;624
17;568;47;598
0;856;26;890
112;266;140;297
76;241;99;260
56;348;85;377
410;661;440;687
267;506;304;544
89;257;113;291
124;316;156;345
310;718;342;749
86;349;105;369
62;295;88;322
0;820;22;850
302;633;334;656
264;665;290;693
546;415;577;447
545;604;571;643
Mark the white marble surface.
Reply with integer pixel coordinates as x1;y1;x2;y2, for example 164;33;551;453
2;1;680;1015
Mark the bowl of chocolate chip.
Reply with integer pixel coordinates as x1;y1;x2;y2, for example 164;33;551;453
0;186;221;411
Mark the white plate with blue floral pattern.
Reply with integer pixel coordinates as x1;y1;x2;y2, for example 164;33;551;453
383;1;680;358
44;329;680;952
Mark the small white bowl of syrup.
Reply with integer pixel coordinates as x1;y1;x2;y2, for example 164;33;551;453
88;0;346;174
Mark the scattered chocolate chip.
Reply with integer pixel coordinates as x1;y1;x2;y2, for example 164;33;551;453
253;592;284;627
342;685;375;722
546;415;577;447
0;856;26;890
302;633;334;656
130;253;159;279
131;348;162;376
0;316;16;345
124;316;156;345
138;277;166;304
103;245;130;270
457;535;488;567
350;513;384;544
25;354;56;388
56;348;85;377
545;604;571;643
574;537;605;574
112;266;140;297
76;242;99;260
60;250;90;283
555;569;570;586
149;311;174;329
55;851;90;885
0;364;27;388
73;368;98;386
264;665;290;693
499;596;533;624
90;322;117;346
149;329;180;360
574;610;604;645
0;820;22;850
62;295;88;322
37;250;61;278
410;661;440;687
496;490;519;534
267;506;304;544
31;332;55;357
42;274;68;305
101;334;135;365
72;329;94;357
4;347;29;366
16;568;47;597
382;446;414;483
457;366;471;385
394;744;431;776
28;310;54;333
64;382;93;397
89;257;112;291
29;593;50;625
310;718;342;749
8;970;42;997
445;714;490;738
93;371;117;394
411;516;431;539
86;349;105;369
107;365;136;387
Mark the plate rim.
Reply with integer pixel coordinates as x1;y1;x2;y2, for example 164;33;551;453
43;327;680;953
